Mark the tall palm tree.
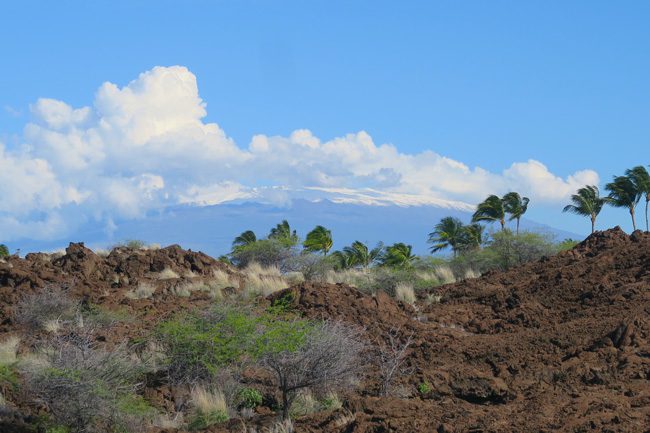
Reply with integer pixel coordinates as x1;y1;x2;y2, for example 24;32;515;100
343;241;384;270
606;175;641;231
563;185;606;234
381;243;417;268
472;195;506;230
303;225;333;256
268;220;299;247
428;217;466;257
232;230;257;252
502;192;530;234
625;166;650;232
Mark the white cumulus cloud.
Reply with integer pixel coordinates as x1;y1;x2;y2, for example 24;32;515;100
0;65;600;241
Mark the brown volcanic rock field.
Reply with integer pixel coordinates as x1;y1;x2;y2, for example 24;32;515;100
0;228;649;432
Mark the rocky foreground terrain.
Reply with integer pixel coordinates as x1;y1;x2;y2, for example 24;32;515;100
0;228;648;432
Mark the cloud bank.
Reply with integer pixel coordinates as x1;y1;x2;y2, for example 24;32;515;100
0;66;599;241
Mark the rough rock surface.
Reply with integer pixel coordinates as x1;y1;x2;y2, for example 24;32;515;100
0;228;649;432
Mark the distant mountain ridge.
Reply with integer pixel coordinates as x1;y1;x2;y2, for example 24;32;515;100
12;199;581;257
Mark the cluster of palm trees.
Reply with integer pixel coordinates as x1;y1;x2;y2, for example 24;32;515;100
230;220;418;269
563;165;650;233
428;191;530;256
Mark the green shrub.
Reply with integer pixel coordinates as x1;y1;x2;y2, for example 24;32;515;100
230;239;293;269
156;305;313;384
237;387;263;409
418;381;432;395
45;426;70;433
0;364;19;390
116;394;157;418
187;410;229;431
450;230;558;273
0;244;9;258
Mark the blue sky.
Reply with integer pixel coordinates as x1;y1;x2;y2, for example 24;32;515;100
1;1;649;246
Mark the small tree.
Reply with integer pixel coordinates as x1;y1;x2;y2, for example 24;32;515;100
259;320;365;420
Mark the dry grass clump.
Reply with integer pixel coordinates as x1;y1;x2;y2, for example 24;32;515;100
126;282;157;300
244;262;282;278
157;268;180;280
15;288;78;330
244;274;287;297
152;412;184;429
463;268;481;280
0;336;19;366
242;263;287;297
394;282;416;304
171;271;236;299
170;284;192;298
426;293;443;304
433;265;456;285
189;386;230;429
324;268;368;287
415;271;438;284
94;248;110;257
284;271;305;285
290;391;319;417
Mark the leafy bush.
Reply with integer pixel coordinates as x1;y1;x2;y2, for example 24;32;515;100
20;333;150;433
156;305;263;384
451;230;558;273
230;239;294;270
237;387;263;409
0;244;9;258
157;306;365;421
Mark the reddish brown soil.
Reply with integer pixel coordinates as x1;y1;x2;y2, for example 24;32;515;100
1;228;649;433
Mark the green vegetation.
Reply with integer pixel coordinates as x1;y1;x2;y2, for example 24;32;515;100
472;194;506;230
303;225;333;256
606;175;641;230
0;244;9;258
417;381;432;395
563;185;606;234
237;387;263;409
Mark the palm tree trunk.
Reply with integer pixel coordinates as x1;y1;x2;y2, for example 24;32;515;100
516;218;520;235
500;217;505;231
630;207;637;231
645;197;649;232
590;215;596;234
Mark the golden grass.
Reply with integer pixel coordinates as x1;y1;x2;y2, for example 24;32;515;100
0;336;20;366
126;282;156;299
191;386;228;415
434;265;456;285
395;282;416;304
157;268;180;280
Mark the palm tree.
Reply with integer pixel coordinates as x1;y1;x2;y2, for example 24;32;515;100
606;175;641;231
459;223;485;252
232;230;257;252
472;195;506;230
563;185;606;234
381;243;417;268
502;192;530;234
303;225;333;256
343;241;384;270
268;220;299;247
428;217;466;256
331;250;356;270
625;166;650;231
